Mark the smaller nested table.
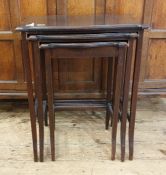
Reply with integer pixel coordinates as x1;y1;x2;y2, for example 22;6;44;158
40;41;128;161
28;33;137;162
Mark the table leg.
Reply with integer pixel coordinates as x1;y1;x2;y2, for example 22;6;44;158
111;58;116;127
129;31;144;160
32;42;48;127
33;42;44;162
111;47;126;160
106;58;114;130
40;50;48;126
120;39;134;161
21;33;38;162
31;41;38;119
45;50;55;161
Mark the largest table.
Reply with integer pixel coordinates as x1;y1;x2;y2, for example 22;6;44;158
16;15;149;162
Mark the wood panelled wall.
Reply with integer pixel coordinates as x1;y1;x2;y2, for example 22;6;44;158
0;0;166;99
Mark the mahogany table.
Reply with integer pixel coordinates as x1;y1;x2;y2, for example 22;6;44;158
16;15;149;162
28;32;137;162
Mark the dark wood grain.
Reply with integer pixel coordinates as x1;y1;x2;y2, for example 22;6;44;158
111;46;126;160
45;49;55;161
21;33;38;162
120;38;134;161
129;31;144;160
33;41;44;162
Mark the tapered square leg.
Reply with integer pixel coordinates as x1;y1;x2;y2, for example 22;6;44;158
45;50;55;161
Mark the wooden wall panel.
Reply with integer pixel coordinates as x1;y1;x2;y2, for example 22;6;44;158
19;0;47;19
146;39;166;80
0;0;25;98
62;59;94;81
57;58;102;91
56;0;67;15
55;0;103;97
151;0;166;29
47;0;57;15
95;0;106;15
56;0;106;16
67;0;95;15
106;0;144;20
140;0;166;92
0;41;16;80
0;0;165;98
0;0;11;30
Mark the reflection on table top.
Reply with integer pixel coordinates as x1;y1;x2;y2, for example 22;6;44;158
16;15;149;32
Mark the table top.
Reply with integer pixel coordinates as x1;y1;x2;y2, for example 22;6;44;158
16;15;149;32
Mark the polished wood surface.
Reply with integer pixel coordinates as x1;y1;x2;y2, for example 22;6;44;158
0;0;166;98
17;15;146;30
40;41;128;161
26;31;139;161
